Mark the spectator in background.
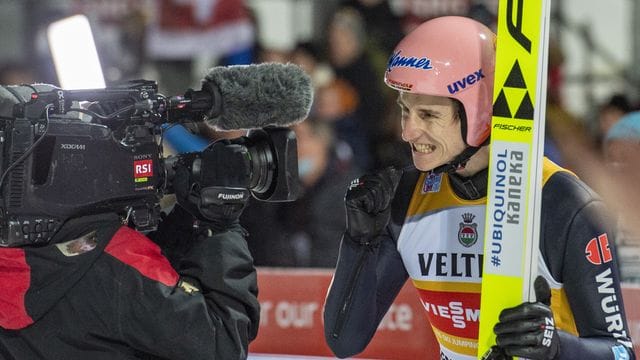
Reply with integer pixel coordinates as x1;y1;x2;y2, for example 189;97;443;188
290;40;374;169
596;93;632;148
604;111;640;169
603;112;640;283
290;42;335;91
341;0;404;55
543;35;571;166
326;6;386;170
314;78;370;170
240;118;361;268
255;47;290;64
467;3;497;30
339;0;404;85
334;1;412;170
550;108;640;284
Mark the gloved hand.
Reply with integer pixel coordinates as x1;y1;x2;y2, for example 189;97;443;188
481;345;510;360
173;140;251;230
345;167;402;244
493;276;559;360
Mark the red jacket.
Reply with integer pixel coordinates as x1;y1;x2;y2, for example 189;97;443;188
0;209;259;359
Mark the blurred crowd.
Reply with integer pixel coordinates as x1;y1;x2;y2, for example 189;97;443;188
548;95;640;283
1;0;639;281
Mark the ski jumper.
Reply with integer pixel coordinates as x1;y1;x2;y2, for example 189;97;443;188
324;158;635;359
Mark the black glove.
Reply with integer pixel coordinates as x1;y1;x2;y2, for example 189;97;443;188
481;346;510;360
173;140;251;230
493;276;560;360
345;167;402;244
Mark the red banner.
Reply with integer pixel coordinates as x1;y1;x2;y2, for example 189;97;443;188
623;286;640;353
250;268;438;359
250;268;640;359
145;0;254;59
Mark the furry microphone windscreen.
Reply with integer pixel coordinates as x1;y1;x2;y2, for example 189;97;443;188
203;62;314;130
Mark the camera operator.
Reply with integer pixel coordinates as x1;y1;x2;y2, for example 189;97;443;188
0;85;259;359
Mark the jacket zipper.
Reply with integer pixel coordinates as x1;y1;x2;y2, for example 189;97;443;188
331;247;369;339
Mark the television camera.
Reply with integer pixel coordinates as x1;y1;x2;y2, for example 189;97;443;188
0;80;300;247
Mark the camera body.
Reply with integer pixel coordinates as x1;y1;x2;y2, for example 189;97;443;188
0;81;299;247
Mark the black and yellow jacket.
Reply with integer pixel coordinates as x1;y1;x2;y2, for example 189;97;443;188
324;158;635;359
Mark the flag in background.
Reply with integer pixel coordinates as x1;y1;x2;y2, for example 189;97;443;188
146;0;255;60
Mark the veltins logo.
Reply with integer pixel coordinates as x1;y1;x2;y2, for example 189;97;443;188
458;213;478;247
585;233;613;265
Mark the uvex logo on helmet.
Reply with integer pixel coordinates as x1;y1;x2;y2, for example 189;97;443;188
447;69;486;95
386;50;434;73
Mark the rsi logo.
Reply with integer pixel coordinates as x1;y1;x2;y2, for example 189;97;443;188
134;159;153;178
585;233;612;265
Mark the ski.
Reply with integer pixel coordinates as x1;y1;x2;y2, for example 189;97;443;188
477;0;552;358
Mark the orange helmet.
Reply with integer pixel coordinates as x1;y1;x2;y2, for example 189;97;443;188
384;16;496;147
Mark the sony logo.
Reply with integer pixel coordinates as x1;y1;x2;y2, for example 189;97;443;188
134;154;152;160
60;143;86;150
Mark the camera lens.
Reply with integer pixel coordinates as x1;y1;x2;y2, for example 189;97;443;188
243;130;276;195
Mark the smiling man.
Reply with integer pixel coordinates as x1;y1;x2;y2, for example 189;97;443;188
322;16;635;360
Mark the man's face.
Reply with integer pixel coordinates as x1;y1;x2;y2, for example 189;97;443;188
398;92;466;172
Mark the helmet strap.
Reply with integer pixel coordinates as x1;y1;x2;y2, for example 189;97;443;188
430;145;482;175
449;167;488;200
431;132;491;174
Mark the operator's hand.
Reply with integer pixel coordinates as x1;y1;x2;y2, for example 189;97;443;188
493;276;559;360
345;167;402;244
173;140;251;230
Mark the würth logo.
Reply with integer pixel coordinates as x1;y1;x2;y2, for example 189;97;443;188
585;233;613;265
